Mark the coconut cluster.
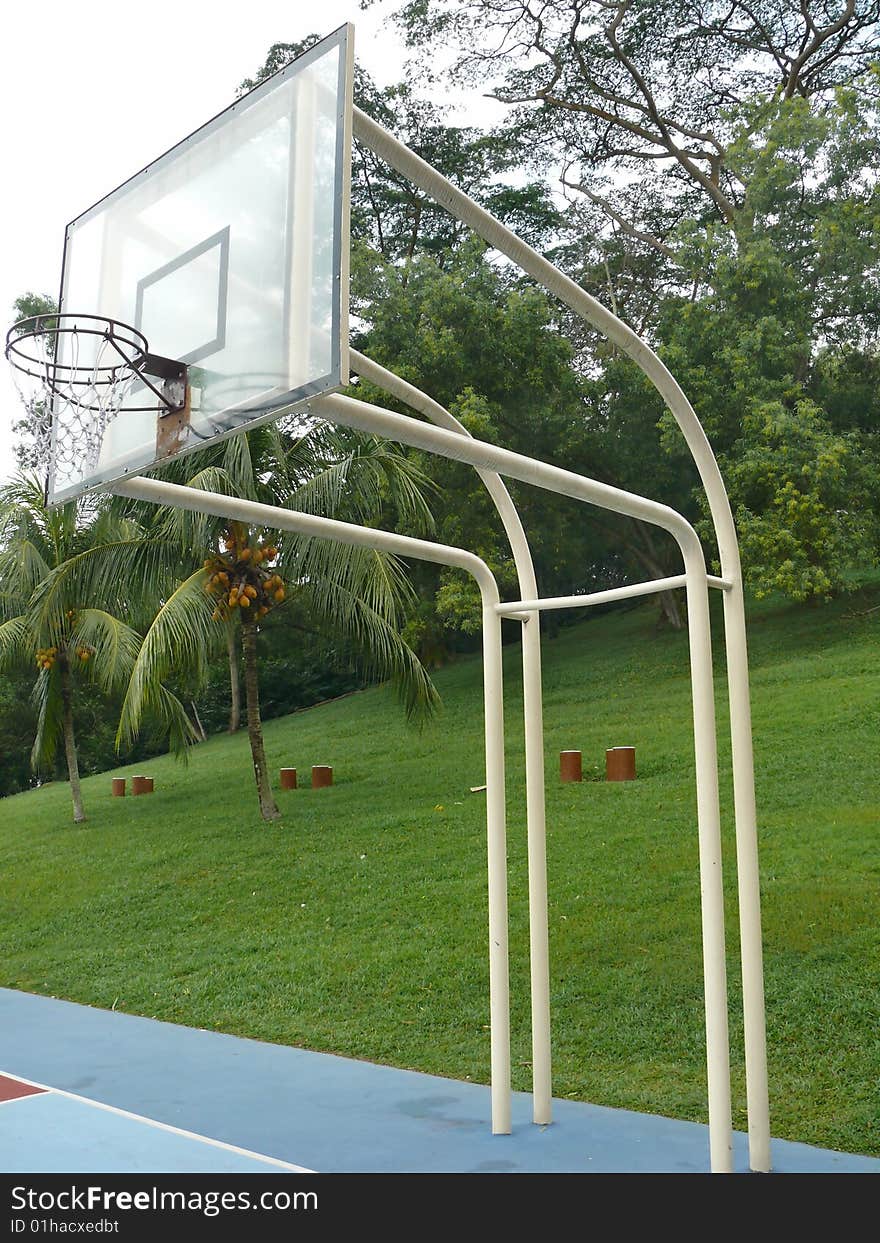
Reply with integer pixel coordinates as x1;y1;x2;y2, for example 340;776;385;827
34;643;93;671
205;529;286;623
35;612;95;671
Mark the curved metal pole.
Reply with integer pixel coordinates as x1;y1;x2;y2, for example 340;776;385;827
349;349;553;1126
311;390;735;1172
351;107;770;1172
112;474;512;1137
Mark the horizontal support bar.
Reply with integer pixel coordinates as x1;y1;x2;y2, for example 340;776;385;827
496;574;689;616
497;572;734;616
113;476;501;602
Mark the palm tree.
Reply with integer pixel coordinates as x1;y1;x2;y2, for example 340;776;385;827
0;477;145;823
114;419;440;822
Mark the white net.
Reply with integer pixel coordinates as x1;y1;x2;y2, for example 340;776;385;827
7;319;140;486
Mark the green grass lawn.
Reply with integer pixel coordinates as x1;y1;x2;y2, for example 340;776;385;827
2;580;878;1157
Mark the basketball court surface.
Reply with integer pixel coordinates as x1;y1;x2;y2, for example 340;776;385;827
2;988;876;1175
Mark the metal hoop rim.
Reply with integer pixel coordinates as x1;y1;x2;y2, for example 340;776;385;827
4;313;149;385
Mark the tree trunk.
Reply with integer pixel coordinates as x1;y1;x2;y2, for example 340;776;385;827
226;621;241;733
240;619;280;822
190;701;207;743
626;519;686;630
59;654;86;824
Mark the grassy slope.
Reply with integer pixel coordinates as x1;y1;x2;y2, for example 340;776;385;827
2;580;878;1156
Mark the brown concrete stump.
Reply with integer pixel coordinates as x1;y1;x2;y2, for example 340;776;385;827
560;750;582;782
280;768;298;790
131;775;151;796
111;778;125;797
606;747;636;782
143;777;154;794
311;765;333;789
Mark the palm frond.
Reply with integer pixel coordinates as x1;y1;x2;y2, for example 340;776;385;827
0;474;49;517
281;536;417;625
137;681;202;759
285;428;437;536
0;477;55;565
71;609;142;694
342;436;437;535
147;466;239;551
0;615;32;671
116;568;220;755
298;577;438;721
252;421;293;494
89;506;145;546
0;541;50;615
219;432;259;497
286;453;352;517
30;665;64;772
28;538;179;643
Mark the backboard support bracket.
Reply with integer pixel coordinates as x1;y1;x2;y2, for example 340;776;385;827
135;352;188;415
155;382;192;459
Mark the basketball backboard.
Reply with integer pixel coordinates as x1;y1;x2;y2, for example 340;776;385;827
46;24;353;505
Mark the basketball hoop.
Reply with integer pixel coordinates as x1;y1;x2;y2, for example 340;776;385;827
5;312;187;482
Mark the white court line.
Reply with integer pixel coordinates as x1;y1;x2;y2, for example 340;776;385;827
0;1093;47;1108
0;1070;315;1173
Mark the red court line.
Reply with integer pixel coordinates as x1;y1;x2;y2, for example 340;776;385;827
0;1074;46;1102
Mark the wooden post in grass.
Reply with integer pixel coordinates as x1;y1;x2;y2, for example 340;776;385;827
311;765;333;788
280;768;298;790
111;778;125;797
606;747;636;781
559;751;582;782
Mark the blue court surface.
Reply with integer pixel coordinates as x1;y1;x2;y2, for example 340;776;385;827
2;988;877;1175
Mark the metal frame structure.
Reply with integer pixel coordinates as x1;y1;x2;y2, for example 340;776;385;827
116;389;745;1171
47;42;771;1174
335;107;771;1175
310;391;736;1171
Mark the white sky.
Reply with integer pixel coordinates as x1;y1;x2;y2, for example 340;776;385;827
0;0;490;486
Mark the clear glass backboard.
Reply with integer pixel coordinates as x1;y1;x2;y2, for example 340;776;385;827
48;24;353;505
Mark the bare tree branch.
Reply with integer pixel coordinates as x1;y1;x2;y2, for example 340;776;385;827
562;176;681;260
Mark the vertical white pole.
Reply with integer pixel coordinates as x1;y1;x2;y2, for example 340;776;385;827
521;616;552;1124
685;566;734;1173
724;584;771;1171
349;351;551;1124
483;599;511;1135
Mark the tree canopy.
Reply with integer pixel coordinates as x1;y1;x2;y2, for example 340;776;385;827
354;0;880;603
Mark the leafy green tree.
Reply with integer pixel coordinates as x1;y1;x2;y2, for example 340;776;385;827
382;1;879;278
652;91;880;597
350;238;644;646
0;665;39;796
8;293;57;472
0;478;144;822
240;37;563;267
375;2;880;601
114;422;440;822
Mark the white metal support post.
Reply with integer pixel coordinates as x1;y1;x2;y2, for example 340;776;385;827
350;107;771;1172
349;349;553;1126
310;391;735;1173
113;474;513;1136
